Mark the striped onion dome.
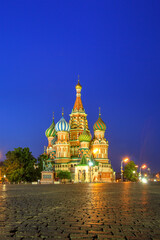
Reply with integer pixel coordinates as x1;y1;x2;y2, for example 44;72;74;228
79;128;92;142
55;116;70;132
45;116;56;138
93;114;106;131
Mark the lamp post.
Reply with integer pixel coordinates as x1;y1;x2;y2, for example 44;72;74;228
3;175;6;184
121;158;129;182
140;164;147;179
89;161;93;182
90;148;99;183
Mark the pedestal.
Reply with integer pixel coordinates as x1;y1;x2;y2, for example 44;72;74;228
41;171;54;184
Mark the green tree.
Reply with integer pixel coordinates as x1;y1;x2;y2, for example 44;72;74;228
4;147;37;183
57;170;71;182
124;161;138;182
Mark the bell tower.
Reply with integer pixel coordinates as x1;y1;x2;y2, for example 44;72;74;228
91;108;109;163
55;110;70;163
69;77;90;159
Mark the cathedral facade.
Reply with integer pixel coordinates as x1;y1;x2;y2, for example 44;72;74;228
41;80;115;183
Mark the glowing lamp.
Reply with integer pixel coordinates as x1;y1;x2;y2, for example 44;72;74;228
89;161;93;167
142;164;147;169
141;178;148;184
93;148;98;154
123;158;129;162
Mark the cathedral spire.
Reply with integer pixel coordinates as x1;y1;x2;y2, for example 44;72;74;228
75;75;82;90
73;76;83;111
99;107;101;117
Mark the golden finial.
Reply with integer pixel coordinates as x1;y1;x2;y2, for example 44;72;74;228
62;107;64;116
75;74;82;89
53;112;54;120
99;107;101;117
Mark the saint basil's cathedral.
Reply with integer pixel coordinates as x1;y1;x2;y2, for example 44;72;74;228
41;79;115;183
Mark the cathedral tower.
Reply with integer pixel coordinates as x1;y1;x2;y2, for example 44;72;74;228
55;111;70;163
91;108;109;163
69;78;91;159
78;128;91;159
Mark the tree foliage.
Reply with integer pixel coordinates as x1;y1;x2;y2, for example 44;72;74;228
57;170;71;181
3;147;37;183
124;161;138;182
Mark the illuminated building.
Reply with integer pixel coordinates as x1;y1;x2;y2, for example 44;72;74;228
41;79;115;183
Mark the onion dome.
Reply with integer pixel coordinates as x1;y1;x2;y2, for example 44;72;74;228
45;113;56;138
75;77;82;90
55;110;70;132
93;108;106;131
79;128;92;142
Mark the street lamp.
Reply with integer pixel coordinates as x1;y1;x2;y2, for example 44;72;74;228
88;148;99;183
140;164;147;179
121;158;129;182
89;161;93;183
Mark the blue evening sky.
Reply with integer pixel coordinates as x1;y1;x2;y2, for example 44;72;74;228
0;0;160;172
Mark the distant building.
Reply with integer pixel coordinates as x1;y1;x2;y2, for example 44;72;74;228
41;79;115;183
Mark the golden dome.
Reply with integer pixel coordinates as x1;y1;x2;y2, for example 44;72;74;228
75;79;82;90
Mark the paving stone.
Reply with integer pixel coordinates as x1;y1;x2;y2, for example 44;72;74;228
0;183;160;239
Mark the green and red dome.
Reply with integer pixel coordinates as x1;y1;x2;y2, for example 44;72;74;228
93;115;106;131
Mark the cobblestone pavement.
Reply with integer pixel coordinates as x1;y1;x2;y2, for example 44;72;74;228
0;183;160;240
